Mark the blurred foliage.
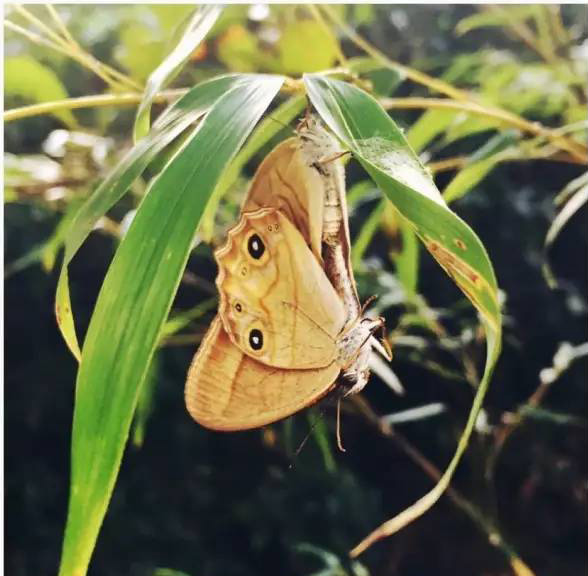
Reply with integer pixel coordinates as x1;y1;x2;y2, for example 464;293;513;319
4;4;587;576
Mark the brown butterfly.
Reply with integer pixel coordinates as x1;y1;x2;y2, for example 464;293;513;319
185;118;388;432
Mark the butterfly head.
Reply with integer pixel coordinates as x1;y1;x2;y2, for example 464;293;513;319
336;315;386;396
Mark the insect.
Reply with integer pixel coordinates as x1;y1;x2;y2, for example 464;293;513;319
185;117;390;433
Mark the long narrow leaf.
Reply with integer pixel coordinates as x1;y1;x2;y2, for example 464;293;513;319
543;179;588;287
304;74;502;556
133;6;222;141
56;74;242;359
58;74;284;576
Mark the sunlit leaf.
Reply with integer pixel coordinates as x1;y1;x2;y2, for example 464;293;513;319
134;5;222;141
279;20;339;74
406;109;456;152
456;6;536;36
4;56;76;127
443;131;519;203
57;74;283;576
56;75;242;359
442;157;498;203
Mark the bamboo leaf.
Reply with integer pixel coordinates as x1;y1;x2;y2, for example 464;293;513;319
395;214;420;295
543;177;588;287
133;5;222;141
58;74;283;576
406;108;455;152
4;56;77;127
443;156;499;203
443;131;519;203
303;74;502;556
55;74;242;359
351;198;385;269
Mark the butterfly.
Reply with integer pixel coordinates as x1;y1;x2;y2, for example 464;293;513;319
185;117;389;432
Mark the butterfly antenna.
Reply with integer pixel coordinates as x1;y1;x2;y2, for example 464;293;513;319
360;294;378;315
336;397;346;452
288;407;327;470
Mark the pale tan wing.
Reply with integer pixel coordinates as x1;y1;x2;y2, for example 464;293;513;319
216;208;346;369
242;138;325;261
185;317;339;431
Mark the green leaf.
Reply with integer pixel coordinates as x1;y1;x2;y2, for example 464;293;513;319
160;297;218;339
406;109;456;153
546;177;588;247
456;6;536;36
443;115;501;145
216;24;265;72
543;175;588;288
346;179;377;212
154;570;193;576
134;6;221;141
308;409;337;473
351;198;385;269
278;20;339;74
56;74;243;359
347;57;405;97
303;75;501;554
443;131;519;203
58;74;283;576
4;56;76;127
519;405;586;427
443;156;499;204
395;213;420;295
131;353;160;449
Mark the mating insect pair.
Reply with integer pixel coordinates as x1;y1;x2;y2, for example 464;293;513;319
185;116;391;439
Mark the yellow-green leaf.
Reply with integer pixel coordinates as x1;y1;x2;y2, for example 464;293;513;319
4;56;76;127
57;74;283;576
279;20;339;74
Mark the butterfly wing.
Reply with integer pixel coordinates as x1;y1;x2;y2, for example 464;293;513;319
242;138;325;262
185;316;339;431
216;208;346;369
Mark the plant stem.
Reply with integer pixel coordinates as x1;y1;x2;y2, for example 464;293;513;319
382;97;587;163
6;6;141;91
3;90;186;123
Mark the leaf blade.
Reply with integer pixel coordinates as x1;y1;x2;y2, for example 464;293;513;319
58;74;284;576
304;74;502;554
133;5;222;141
56;74;242;358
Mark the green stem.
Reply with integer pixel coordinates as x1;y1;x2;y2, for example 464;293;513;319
3;90;186;123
